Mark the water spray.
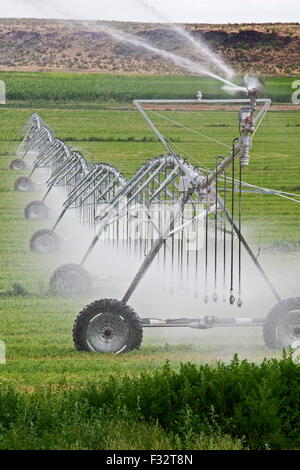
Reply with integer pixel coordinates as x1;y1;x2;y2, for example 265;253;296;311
10;0;241;93
97;23;242;91
135;0;235;79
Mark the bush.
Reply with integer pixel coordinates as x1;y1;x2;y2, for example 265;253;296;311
0;354;299;449
84;354;299;449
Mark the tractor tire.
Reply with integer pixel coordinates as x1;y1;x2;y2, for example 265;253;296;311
49;263;92;296
30;229;60;253
263;297;300;350
24;200;48;220
10;159;26;171
73;298;143;354
14;176;34;192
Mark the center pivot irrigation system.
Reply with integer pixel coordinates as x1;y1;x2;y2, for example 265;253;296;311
11;90;300;354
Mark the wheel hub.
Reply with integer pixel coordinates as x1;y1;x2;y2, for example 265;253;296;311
278;309;300;347
36;235;54;252
101;325;115;341
86;312;129;353
31;207;42;218
56;271;82;294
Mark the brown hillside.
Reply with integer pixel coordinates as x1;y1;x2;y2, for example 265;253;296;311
0;19;299;75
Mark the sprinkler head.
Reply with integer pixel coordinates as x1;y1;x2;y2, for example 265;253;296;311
237;298;243;308
238;135;253;166
229;294;235;305
212;292;218;302
247;87;258;114
247;87;257;99
199;185;209;203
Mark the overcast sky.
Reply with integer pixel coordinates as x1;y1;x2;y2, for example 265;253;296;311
0;0;299;23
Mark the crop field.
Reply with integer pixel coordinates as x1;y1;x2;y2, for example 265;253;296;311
0;73;299;449
0;72;298;107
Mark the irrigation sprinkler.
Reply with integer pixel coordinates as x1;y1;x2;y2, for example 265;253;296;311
29;162;127;255
70;90;300;354
14;126;55;192
24;141;81;219
10;113;54;171
49;152;215;296
13;98;300;351
10;113;42;170
19;113;53;158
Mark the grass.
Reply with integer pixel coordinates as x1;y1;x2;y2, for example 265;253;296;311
0;411;245;450
0;94;299;449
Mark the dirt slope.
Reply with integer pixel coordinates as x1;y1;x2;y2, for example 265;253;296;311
0;19;299;75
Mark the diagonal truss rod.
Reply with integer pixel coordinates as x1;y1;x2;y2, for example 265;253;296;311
134;98;271;193
122;193;191;304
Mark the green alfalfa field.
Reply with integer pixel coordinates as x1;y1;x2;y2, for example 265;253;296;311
0;73;299;449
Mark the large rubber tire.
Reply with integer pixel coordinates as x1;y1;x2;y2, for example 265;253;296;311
24;200;48;220
50;263;92;296
263;297;300;350
10;159;26;171
73;299;143;354
14;176;34;192
30;229;60;253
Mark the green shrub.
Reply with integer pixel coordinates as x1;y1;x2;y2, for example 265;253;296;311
0;354;299;449
85;354;299;449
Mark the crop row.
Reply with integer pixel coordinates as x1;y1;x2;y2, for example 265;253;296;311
0;72;296;105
